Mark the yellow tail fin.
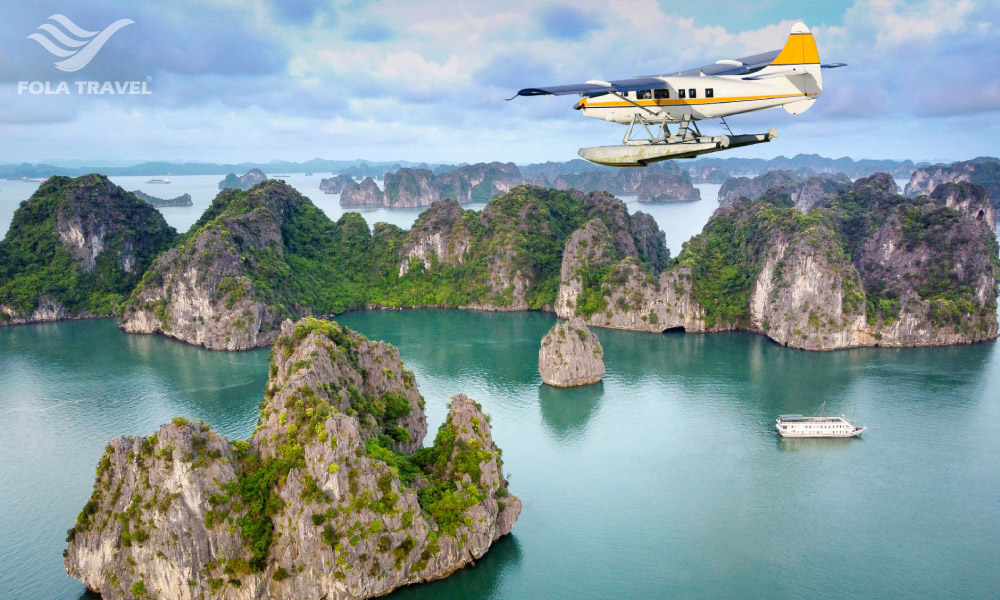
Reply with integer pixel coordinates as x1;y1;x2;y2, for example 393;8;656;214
772;22;820;65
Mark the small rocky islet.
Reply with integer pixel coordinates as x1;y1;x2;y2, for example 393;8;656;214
538;318;605;387
65;317;520;599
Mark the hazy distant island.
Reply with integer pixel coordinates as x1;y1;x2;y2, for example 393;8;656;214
319;173;358;194
331;161;700;208
2;163;997;351
0;153;947;181
131;189;193;207
65;317;520;599
219;168;268;190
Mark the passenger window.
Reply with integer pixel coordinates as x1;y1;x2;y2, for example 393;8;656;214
706;88;714;98
654;88;669;99
689;88;697;98
678;89;686;99
637;90;651;100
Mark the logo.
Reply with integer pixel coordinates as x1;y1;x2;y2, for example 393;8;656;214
27;14;134;73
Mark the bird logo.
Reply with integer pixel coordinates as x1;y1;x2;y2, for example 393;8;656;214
27;14;134;73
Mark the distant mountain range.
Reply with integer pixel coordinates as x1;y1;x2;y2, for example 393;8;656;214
3;154;995;182
0;159;439;179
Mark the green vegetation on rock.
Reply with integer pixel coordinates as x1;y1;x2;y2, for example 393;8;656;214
0;174;176;320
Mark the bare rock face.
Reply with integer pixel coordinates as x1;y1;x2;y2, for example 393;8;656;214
65;317;520;600
539;318;605;387
929;181;995;233
557;174;998;350
790;173;851;213
852;183;998;346
747;224;868;350
398;199;472;276
554;218;705;333
340;177;385;207
119;184;291;350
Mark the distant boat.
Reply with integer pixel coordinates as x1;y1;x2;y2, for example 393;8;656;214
146;177;170;184
272;174;291;178
775;414;865;438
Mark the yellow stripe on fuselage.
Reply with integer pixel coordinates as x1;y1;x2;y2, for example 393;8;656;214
581;93;806;108
772;32;820;65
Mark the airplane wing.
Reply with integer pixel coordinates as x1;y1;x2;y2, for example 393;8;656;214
512;49;782;99
665;49;781;77
514;76;668;98
514;46;845;99
666;49;845;78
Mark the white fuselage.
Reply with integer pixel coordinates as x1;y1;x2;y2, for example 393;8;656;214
577;70;820;124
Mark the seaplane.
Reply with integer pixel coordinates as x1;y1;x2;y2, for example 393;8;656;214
512;22;844;167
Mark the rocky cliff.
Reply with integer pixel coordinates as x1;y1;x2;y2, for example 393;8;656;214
60;172;994;352
538;318;605;387
397;199;472;277
132;190;194;207
219;169;268;191
905;159;1000;210
556;174;998;350
320;174;359;195
65;317;520;600
340;177;385;207
372;186;671;312
120;181;375;350
0;175;176;325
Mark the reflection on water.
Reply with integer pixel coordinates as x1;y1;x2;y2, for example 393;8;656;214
338;309;555;391
385;534;523;600
775;435;865;452
537;382;604;442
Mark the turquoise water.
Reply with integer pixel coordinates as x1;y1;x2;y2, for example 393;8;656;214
2;311;999;599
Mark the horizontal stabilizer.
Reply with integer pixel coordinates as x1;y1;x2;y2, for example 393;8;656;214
821;63;847;69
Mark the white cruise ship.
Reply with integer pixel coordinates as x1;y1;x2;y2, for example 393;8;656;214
775;414;865;438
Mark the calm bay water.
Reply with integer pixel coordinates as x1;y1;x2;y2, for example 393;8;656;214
1;311;999;600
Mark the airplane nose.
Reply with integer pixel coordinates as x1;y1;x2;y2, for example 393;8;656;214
574;99;584;110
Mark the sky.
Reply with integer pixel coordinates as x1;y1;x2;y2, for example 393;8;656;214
0;0;997;166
